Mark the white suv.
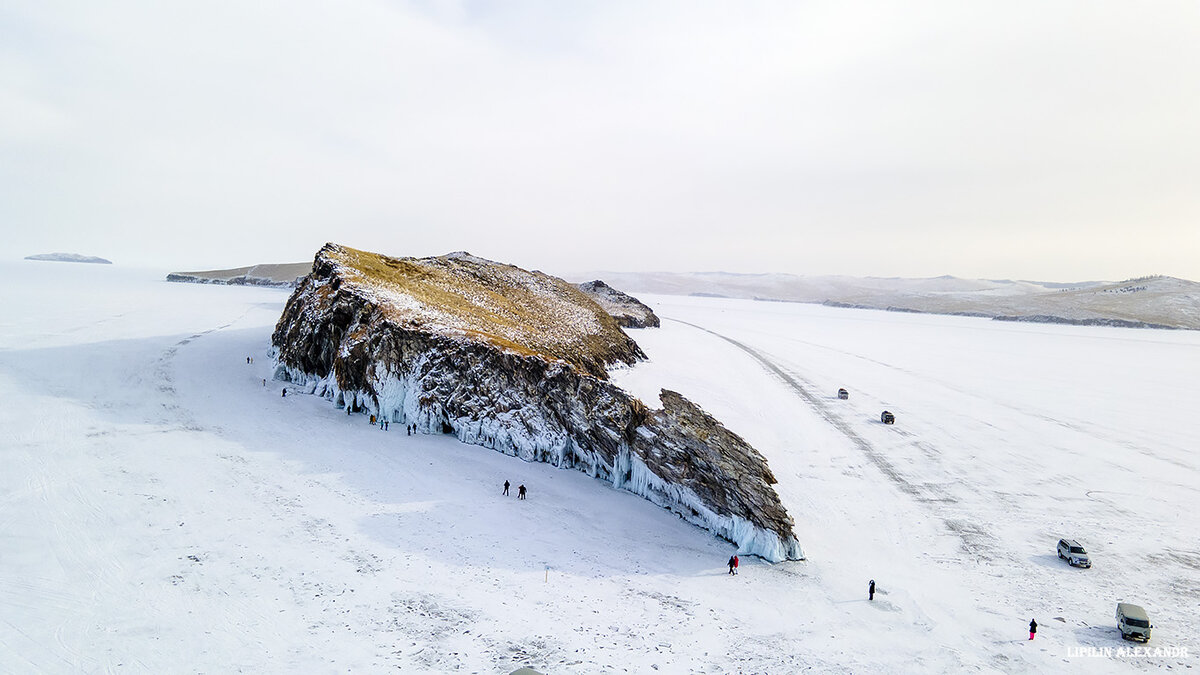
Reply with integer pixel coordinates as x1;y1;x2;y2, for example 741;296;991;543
1057;539;1091;568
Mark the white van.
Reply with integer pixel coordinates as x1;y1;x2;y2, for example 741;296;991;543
1116;603;1152;642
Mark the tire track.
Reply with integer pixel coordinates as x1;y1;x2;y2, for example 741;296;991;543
730;323;1192;471
666;317;998;560
151;312;252;427
666;318;939;501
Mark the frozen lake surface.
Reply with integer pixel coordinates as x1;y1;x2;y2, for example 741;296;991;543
1;261;1196;672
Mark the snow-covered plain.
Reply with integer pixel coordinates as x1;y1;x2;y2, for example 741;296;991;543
2;261;1197;673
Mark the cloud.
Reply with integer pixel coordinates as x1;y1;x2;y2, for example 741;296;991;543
2;0;1198;281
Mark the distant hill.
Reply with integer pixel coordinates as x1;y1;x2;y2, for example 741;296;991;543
167;262;312;288
573;271;1200;330
26;253;112;264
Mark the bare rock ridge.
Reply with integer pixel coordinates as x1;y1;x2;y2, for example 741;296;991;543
272;243;803;561
577;280;661;328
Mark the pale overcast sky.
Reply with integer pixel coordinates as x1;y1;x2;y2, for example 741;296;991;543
3;1;1198;281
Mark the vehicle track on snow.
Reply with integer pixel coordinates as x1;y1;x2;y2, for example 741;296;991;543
151;311;252;428
729;324;1194;471
163;310;523;670
667;319;941;502
667;318;998;560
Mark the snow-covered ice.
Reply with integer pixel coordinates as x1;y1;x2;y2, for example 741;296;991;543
1;262;1197;672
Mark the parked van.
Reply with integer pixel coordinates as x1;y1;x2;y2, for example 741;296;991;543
1116;603;1152;642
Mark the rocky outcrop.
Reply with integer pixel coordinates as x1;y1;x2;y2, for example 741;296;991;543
271;244;803;561
577;280;661;328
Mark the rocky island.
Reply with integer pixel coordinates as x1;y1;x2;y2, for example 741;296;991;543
577;279;661;328
271;244;803;561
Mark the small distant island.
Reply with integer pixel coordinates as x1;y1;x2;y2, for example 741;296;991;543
26;253;113;264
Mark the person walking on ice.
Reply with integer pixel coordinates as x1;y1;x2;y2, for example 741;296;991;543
728;555;739;575
517;484;526;500
869;579;875;601
503;480;510;496
1028;618;1037;640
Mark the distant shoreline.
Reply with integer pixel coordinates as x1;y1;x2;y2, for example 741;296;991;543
165;262;312;288
816;299;1183;330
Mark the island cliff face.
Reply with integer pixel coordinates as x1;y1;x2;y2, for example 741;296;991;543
272;244;802;561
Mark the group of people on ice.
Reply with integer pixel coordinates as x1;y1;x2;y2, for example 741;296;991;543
502;480;527;499
360;413;422;435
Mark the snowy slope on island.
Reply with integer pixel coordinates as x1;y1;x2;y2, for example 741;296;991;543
1;263;1196;672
